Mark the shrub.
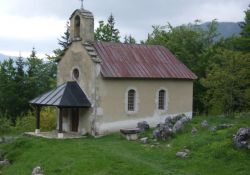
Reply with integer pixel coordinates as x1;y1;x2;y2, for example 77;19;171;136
40;107;56;131
15;107;56;132
15;112;35;132
0;114;12;135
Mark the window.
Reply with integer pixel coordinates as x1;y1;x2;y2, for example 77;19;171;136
74;15;80;38
128;89;136;111
158;90;166;110
72;68;80;81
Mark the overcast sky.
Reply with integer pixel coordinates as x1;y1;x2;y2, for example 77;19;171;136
0;0;249;58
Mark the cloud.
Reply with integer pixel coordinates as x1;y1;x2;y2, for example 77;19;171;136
0;0;249;57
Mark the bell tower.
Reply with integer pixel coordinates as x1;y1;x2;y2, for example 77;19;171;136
69;8;94;43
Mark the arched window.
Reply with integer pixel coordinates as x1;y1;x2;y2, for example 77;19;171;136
128;89;136;111
158;90;166;110
74;15;80;38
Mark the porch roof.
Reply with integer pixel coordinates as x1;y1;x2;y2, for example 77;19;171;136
29;81;91;108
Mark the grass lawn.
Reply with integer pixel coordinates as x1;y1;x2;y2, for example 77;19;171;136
0;115;250;175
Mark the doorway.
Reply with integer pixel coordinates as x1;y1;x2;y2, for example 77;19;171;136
71;108;79;132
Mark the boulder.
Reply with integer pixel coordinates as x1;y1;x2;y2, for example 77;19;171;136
153;123;172;140
201;120;209;128
32;166;43;175
209;126;217;132
176;149;191;158
191;127;198;134
233;128;250;149
173;116;189;133
172;114;186;123
176;152;188;158
173;120;184;133
137;121;150;131
165;117;174;128
217;124;233;130
0;159;9;166
140;137;148;144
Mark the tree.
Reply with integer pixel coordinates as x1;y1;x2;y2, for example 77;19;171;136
124;35;136;44
58;21;70;51
0;47;57;123
95;14;120;42
201;49;250;115
146;20;219;114
237;5;250;52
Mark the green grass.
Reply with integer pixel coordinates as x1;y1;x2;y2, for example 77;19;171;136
0;115;250;175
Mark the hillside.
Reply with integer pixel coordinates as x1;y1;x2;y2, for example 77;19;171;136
0;115;249;175
200;22;242;39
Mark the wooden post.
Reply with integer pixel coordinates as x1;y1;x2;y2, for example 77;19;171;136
59;108;63;133
35;105;41;134
58;107;64;139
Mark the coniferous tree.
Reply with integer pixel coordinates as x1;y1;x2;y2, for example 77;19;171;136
124;35;136;44
95;14;121;42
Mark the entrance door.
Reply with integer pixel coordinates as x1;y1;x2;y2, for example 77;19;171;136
71;108;79;132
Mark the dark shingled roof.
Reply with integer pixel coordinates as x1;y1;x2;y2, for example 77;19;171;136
29;81;91;108
92;42;197;80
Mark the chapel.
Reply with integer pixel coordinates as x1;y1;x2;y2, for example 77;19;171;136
30;7;197;137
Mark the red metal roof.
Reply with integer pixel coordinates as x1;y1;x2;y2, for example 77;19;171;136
93;42;197;80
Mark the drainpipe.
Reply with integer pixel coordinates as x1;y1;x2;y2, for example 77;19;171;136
92;62;98;136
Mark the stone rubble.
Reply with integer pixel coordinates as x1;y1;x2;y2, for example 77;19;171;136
176;149;191;158
0;159;9;166
153;114;190;140
233;128;250;150
32;166;44;175
191;127;198;134
201;120;209;128
137;121;150;132
140;137;148;144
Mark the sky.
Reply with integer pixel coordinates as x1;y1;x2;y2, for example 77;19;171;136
0;0;249;58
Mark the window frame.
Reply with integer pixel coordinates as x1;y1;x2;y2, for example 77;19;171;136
156;88;168;112
125;87;139;114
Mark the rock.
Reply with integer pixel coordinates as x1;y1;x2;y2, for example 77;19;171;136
0;137;3;144
173;120;184;133
153;123;172;140
191;127;198;134
0;159;10;166
217;124;233;130
140;137;148;144
183;149;191;154
137;121;150;131
233;128;250;149
210;126;217;132
172;115;189;133
165;117;174;128
201;120;209;128
32;166;43;175
176;149;191;158
176;152;188;158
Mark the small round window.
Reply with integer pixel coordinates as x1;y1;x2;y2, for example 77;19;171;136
72;68;79;80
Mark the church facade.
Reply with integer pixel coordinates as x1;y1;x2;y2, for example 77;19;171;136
54;8;197;136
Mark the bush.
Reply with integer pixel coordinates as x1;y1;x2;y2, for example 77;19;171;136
15;107;56;132
0;115;12;135
15;112;35;132
40;107;56;131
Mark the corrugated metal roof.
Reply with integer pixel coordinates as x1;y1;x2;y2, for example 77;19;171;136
93;42;197;80
30;81;91;108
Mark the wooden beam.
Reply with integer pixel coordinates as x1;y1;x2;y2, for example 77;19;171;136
59;108;63;133
36;105;41;130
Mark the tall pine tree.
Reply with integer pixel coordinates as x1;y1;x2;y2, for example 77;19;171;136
95;14;120;42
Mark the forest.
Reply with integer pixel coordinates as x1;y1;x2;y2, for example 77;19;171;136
0;6;249;131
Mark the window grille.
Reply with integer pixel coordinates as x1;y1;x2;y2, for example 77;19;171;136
128;89;136;111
